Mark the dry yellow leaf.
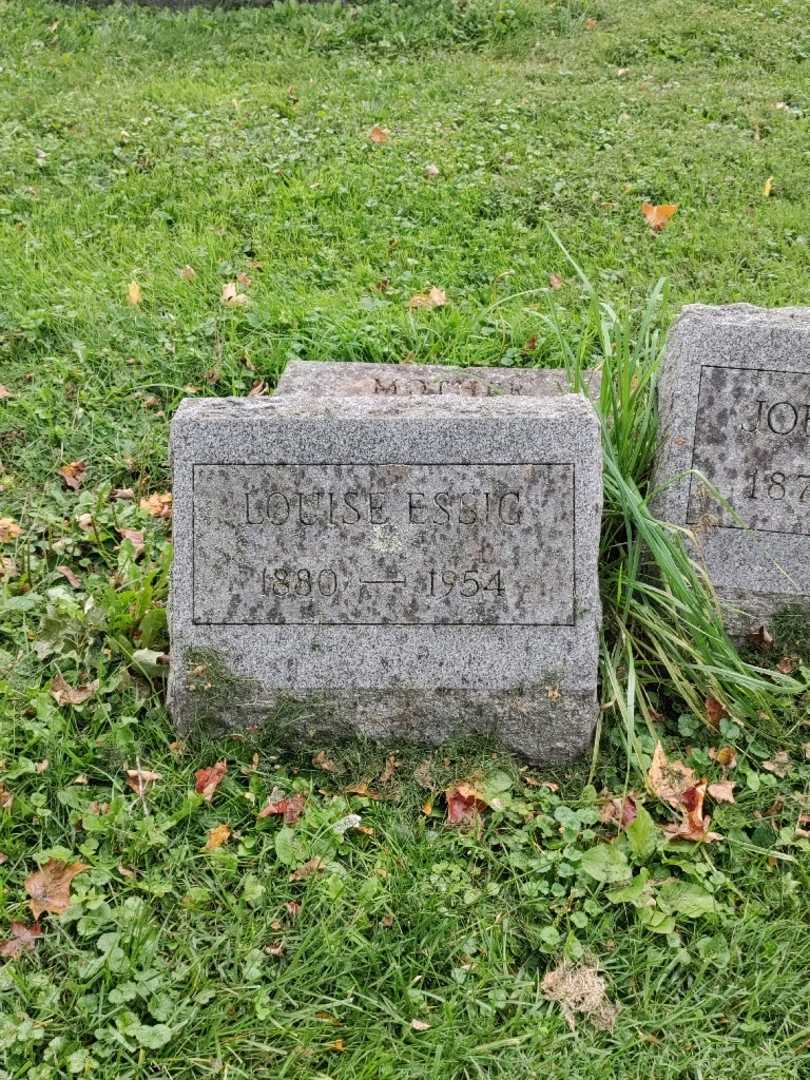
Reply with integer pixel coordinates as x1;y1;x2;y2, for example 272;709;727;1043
179;265;197;281
0;518;22;543
408;286;447;310
763;176;774;197
221;281;248;306
127;280;142;306
140;492;172;519
641;202;679;232
206;824;231;850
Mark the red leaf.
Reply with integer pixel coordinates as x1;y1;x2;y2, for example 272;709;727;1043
0;922;42;959
257;787;306;824
445;782;488;826
195;760;228;802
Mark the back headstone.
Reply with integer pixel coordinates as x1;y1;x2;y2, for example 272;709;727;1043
168;388;603;761
654;304;810;633
275;359;600;401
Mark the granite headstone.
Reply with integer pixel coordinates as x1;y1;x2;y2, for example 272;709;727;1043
168;390;602;761
654;304;810;632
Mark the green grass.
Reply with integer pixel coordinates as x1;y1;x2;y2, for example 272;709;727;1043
1;1;810;1076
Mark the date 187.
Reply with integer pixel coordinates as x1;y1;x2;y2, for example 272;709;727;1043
746;470;810;502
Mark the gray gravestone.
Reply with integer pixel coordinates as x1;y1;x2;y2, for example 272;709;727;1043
275;359;601;401
168;391;602;761
654;304;810;633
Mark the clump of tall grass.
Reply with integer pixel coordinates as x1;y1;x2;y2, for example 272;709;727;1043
536;241;804;773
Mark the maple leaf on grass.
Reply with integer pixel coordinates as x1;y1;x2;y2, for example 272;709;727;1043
289;857;325;882
205;824;231;850
663;782;722;843
258;787;306;824
312;750;339;774
56;565;81;589
641;202;679;232
707;780;735;804
57;460;86;491
647;741;697;807
762;750;791;778
445;782;488;826
26;859;88;918
221;281;248;306
117;528;145;556
368;124;390;144
599;794;637;829
50;674;96;707
195;760;228;802
408;286;447;310
0;922;42;959
140;492;172;519
0;517;22;543
125;767;162;797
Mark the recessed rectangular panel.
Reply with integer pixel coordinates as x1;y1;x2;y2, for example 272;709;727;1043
687;365;810;536
192;462;575;626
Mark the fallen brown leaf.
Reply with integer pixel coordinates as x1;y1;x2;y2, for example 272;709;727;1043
140;492;172;519
410;1018;431;1031
179;265;197;281
647;741;697;807
445;781;487;826
1;556;19;579
312;750;339;774
663;782;722;843
409;286;447;310
206;824;231;850
413;758;434;789
369;124;390;144
0;518;22;543
542;962;619;1031
26;859;88;918
704;695;727;729
762;750;791;778
289;857;325;882
111;487;135;501
195;760;228;802
50;674;96;707
221;281;248;306
285;900;301;919
424;163;439;179
0;385;12;399
56;565;81;589
0;922;42;959
641;202;679;232
257;787;306;824
343;781;381;800
599;794;638;829
117;528;145;555
747;624;773;652
777;656;796;675
379;754;398;784
127;280;142;306
548;272;564;290
57;460;86;491
125;767;162;797
707;780;735;803
0;783;13;812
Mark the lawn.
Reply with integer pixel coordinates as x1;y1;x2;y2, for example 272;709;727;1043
1;1;810;1077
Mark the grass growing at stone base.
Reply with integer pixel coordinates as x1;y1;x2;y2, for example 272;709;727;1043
1;1;810;1076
